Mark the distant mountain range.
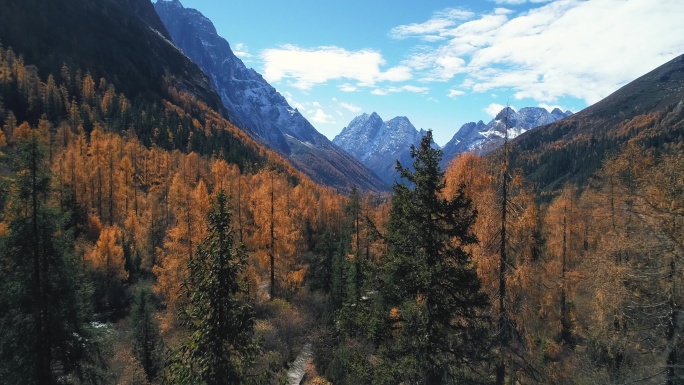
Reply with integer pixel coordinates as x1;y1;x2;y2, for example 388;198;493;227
141;0;576;191
441;107;573;165
154;0;387;192
26;0;673;197
334;107;572;185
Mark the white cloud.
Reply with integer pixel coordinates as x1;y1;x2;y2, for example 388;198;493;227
261;45;412;90
338;83;358;92
380;66;413;82
484;103;507;117
233;43;252;58
491;0;551;4
435;8;477;20
393;0;684;105
309;109;336;124
431;56;467;81
372;85;430;95
538;103;570;113
400;85;430;93
493;8;514;15
313;101;322;108
390;8;474;40
389;19;454;41
492;0;529;4
447;89;465;98
339;102;363;113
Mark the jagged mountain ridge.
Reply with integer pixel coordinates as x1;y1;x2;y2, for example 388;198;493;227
441;107;573;166
154;0;387;192
333;112;427;186
335;107;571;183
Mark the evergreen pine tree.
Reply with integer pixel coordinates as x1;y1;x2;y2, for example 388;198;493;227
130;286;162;383
382;130;491;384
162;190;259;385
0;128;92;384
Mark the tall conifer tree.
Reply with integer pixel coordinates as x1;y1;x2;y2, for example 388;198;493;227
130;286;162;383
382;131;491;384
163;190;259;385
0;128;91;384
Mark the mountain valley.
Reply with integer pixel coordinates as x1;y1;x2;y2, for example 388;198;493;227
0;0;682;384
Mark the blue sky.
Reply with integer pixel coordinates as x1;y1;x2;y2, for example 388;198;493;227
177;0;684;146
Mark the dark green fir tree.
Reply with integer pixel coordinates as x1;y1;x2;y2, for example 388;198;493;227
0;128;93;384
162;190;260;385
381;130;492;384
130;285;163;383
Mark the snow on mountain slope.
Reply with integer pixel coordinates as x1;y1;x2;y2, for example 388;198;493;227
334;107;570;183
154;0;386;192
334;113;428;185
441;107;573;166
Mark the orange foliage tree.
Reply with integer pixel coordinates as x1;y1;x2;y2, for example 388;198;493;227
86;225;128;282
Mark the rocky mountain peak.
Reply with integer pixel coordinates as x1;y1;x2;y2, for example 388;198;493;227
441;106;572;166
157;0;182;7
334;113;427;185
495;106;516;121
386;116;413;130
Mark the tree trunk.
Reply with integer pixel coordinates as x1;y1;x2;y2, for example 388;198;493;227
496;108;510;385
270;172;275;299
666;229;679;385
560;205;571;344
31;137;51;383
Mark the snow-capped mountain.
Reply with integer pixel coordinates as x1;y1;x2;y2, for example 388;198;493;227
441;107;573;165
333;113;429;185
153;0;386;192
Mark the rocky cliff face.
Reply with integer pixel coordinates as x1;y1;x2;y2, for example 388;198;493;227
154;0;387;192
334;113;427;185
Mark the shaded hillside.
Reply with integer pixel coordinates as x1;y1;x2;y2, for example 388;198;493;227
0;0;224;114
0;0;329;184
506;54;684;192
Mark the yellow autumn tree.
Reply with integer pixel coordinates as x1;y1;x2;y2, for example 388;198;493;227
445;152;545;383
154;172;211;328
86;225;128;282
569;144;684;383
247;169;302;298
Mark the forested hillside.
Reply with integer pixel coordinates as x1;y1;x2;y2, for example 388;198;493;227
0;45;348;384
506;54;684;193
0;0;225;114
0;3;683;383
